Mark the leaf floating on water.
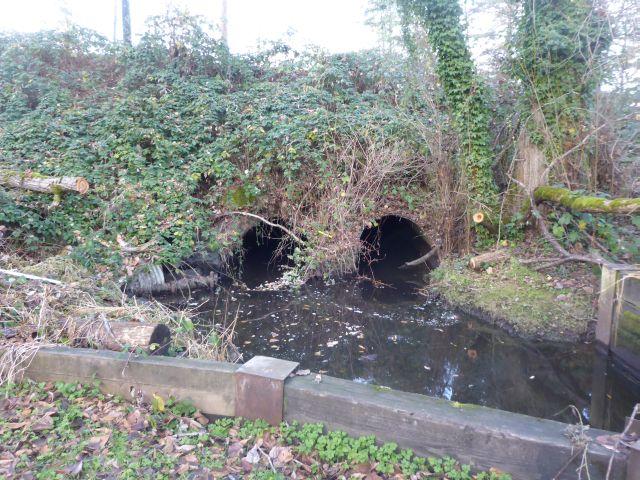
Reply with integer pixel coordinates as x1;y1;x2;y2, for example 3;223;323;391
467;349;478;360
326;340;338;347
359;354;378;362
314;351;322;356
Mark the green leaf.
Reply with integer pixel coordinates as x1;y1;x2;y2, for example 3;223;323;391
552;225;565;238
558;213;573;226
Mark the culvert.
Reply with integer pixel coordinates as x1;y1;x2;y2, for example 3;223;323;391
359;215;437;284
238;221;294;288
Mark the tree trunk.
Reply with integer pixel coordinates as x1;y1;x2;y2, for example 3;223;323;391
534;186;640;214
1;170;89;194
504;106;550;217
221;0;228;46
468;250;510;270
122;0;131;45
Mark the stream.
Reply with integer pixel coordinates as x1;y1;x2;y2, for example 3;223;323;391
179;276;640;432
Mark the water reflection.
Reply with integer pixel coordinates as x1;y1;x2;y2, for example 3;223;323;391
184;278;639;431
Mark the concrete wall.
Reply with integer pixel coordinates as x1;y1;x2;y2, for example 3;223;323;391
17;346;630;480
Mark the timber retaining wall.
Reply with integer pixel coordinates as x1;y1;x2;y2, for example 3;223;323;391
18;346;633;480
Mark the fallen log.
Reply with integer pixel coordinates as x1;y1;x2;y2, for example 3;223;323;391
126;268;218;296
468;249;509;271
67;319;171;354
534;186;640;214
402;245;440;268
1;169;89;195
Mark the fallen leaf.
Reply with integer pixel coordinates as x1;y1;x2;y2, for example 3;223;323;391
58;459;83;476
31;415;54;432
6;422;27;430
183;454;198;464
227;441;244;459
86;434;110;452
244;445;261;465
162;436;176;454
269;445;293;467
151;394;165;413
176;444;196;454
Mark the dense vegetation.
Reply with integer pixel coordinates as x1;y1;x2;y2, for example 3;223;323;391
0;15;436;275
1;2;638;279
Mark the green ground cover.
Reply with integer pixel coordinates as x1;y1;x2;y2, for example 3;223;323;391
430;257;595;341
0;380;511;479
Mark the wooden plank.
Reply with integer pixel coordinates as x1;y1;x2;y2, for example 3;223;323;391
22;346;238;416
284;375;627;480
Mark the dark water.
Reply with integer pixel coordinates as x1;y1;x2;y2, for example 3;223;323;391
181;277;640;432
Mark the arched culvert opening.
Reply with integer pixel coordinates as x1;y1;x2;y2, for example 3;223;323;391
238;221;295;288
359;215;437;285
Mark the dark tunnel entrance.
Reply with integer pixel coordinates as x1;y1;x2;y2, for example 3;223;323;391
239;222;294;288
359;215;437;286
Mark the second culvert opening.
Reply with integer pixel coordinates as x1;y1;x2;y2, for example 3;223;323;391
239;222;294;288
359;215;436;285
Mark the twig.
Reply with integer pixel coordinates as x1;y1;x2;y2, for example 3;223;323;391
606;403;639;479
216;211;306;245
542;123;609;179
552;447;586;480
0;268;63;286
258;446;276;472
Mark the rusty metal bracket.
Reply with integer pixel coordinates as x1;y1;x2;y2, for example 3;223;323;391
235;356;299;425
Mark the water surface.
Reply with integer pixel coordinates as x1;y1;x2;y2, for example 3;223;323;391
182;278;639;431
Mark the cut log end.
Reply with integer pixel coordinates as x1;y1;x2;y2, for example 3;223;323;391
75;178;90;194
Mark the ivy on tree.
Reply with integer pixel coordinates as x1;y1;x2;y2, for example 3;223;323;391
394;0;499;216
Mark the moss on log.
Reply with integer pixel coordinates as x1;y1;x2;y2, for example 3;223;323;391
534;186;640;214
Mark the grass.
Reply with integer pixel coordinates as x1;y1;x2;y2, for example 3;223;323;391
0;252;238;385
0;380;511;479
430;258;595;341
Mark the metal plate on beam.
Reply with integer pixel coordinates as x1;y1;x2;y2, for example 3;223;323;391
235;356;299;425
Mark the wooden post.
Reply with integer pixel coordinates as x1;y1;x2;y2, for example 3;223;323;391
235;356;298;425
596;265;620;349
